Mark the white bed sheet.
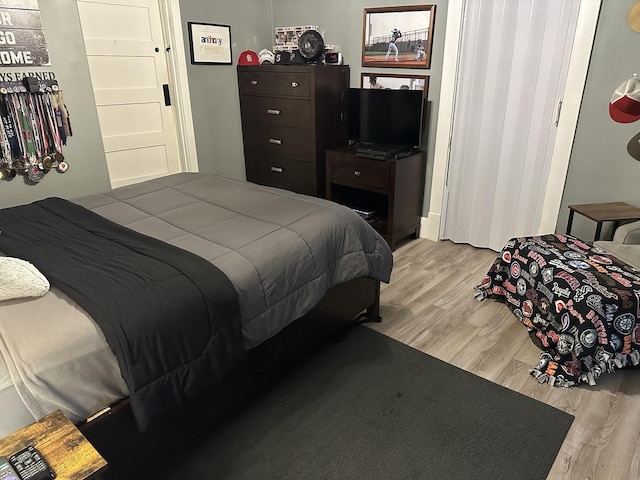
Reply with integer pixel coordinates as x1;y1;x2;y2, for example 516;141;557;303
0;287;129;430
0;351;38;437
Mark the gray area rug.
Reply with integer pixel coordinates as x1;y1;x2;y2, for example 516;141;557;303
154;325;573;480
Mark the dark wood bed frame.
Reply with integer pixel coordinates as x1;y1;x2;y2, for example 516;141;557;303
78;276;381;478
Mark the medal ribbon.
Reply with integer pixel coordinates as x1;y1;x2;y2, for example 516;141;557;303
0;95;21;160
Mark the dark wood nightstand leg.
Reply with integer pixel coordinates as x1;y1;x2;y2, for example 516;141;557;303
566;209;575;235
594;222;603;242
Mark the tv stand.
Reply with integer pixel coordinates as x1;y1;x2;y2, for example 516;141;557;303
326;146;425;250
355;144;418;160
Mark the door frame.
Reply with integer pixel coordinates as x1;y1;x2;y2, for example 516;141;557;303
160;0;198;173
424;0;602;241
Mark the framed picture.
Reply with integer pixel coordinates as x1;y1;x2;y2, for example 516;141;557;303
362;5;436;69
360;73;430;99
188;22;232;65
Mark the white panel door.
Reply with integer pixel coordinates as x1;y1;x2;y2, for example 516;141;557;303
442;0;581;251
77;0;181;188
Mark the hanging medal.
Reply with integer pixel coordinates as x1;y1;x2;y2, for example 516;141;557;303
51;91;66;146
0;95;21;160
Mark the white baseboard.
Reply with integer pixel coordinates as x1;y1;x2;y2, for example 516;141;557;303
420;213;441;241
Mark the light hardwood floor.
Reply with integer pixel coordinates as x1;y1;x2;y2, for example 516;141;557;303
370;238;640;480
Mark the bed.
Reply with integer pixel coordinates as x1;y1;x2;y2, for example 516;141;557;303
0;172;393;474
475;233;640;387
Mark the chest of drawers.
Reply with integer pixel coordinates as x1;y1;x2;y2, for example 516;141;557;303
237;65;349;196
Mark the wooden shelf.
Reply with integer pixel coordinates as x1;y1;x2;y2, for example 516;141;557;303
0;410;107;480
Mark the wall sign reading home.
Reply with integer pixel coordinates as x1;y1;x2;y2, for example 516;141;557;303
0;0;50;67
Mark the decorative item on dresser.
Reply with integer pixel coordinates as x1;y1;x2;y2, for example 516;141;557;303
326;146;425;250
237;65;350;197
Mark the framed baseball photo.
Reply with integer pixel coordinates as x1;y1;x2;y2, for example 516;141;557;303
362;5;436;69
360;73;429;100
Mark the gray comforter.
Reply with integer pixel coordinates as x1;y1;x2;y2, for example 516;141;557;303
0;173;393;423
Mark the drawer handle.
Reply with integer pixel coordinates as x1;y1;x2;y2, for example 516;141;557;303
251;80;258;85
267;109;281;115
270;166;283;173
291;82;299;88
269;138;282;145
354;170;362;177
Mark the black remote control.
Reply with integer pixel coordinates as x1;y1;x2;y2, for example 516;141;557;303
0;456;20;480
8;446;55;480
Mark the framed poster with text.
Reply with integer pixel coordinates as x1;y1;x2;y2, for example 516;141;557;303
188;22;232;65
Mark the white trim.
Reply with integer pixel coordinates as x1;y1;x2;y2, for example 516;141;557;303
431;0;601;241
160;0;199;172
420;214;440;241
538;0;601;233
429;0;464;241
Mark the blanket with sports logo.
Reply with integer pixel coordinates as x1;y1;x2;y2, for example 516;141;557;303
475;234;640;387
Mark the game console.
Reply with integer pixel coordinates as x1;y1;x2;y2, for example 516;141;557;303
355;145;416;160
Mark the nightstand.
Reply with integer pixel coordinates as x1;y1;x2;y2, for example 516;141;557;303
326;146;425;250
0;410;107;479
566;202;640;241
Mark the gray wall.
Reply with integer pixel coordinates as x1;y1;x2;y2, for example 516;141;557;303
4;0;637;245
0;0;109;208
179;1;273;180
270;0;448;214
559;0;640;241
178;0;448;215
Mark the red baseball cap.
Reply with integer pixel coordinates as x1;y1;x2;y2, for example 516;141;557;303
238;50;259;66
609;76;640;123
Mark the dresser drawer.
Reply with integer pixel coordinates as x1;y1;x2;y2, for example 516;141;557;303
239;96;311;130
238;70;310;98
242;124;314;160
328;155;390;192
245;155;315;195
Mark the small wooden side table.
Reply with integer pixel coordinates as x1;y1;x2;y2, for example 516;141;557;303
0;410;107;480
566;202;640;241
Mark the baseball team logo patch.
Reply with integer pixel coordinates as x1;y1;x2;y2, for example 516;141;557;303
510;261;521;278
613;313;635;336
580;329;597;348
568;260;590;270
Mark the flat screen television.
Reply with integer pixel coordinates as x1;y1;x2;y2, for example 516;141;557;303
346;88;424;149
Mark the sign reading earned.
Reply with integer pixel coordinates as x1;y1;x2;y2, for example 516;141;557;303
0;0;50;67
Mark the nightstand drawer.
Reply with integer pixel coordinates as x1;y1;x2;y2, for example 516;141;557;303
238;70;310;98
239;96;311;130
245;155;315;195
242;124;314;160
328;156;390;192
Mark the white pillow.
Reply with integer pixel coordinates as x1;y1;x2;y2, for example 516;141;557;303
0;257;50;302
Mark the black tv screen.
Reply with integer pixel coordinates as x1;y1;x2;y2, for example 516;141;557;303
346;88;424;148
